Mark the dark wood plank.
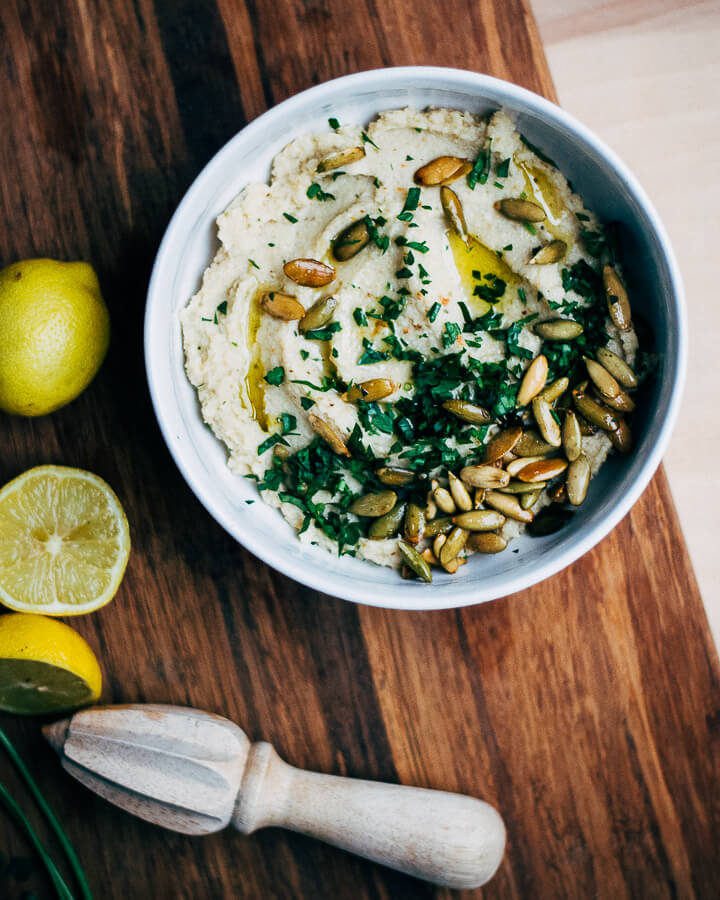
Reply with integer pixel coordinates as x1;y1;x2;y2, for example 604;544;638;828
0;1;718;898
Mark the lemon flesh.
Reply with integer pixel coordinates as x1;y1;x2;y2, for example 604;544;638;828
0;259;109;416
0;466;130;615
0;613;102;714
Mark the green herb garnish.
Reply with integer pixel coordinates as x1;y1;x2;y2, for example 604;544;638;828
307;183;336;202
264;366;285;386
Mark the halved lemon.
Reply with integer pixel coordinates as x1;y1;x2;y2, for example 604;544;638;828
0;466;130;615
0;613;102;714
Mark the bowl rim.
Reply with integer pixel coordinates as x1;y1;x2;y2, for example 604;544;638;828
145;66;687;610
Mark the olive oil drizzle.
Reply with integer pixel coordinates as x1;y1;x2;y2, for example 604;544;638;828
447;230;520;316
242;294;269;431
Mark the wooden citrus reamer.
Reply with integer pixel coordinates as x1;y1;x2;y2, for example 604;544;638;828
44;704;505;890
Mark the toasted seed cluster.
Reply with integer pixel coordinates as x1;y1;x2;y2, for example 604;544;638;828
391;345;639;582
249;121;642;584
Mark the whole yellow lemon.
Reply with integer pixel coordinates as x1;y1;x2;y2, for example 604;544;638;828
0;259;110;416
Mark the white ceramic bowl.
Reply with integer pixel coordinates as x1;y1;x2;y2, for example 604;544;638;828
145;67;686;610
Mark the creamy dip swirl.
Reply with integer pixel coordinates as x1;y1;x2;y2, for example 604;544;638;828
182;108;639;573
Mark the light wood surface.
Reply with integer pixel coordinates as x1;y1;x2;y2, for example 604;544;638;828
45;704;506;889
0;1;718;898
531;0;720;641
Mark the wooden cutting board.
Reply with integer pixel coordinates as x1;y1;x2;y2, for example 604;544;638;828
0;1;718;897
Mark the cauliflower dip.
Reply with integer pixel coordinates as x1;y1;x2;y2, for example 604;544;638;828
181;108;641;581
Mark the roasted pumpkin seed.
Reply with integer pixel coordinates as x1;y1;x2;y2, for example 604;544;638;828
603;265;632;332
440;186;467;237
515;430;556;457
538;377;570;405
566;453;590;506
404;503;425;545
350;490;397;517
577;416;598;436
609;417;633;454
452;509;507;531
516;354;548;407
506;455;545;477
433;486;456;515
398;540;432;583
332;219;371;262
284;258;335;287
467;532;507;554
442;399;492;424
368;502;406;539
497;479;547;494
299;295;338;333
573;391;620;432
594;386;635;412
532;396;562;447
483;491;533;523
376;465;415;486
308;414;350;456
474;488;486;509
448;472;473;512
260;291;305;320
422;547;439;567
460;465;511;489
439;526;469;565
433;533;447;559
423;516;454;537
344;378;397;403
414;156;470;186
520;489;543;510
516;458;568;483
442;556;467;574
439;160;473;185
534;319;584;341
529;239;566;265
483;425;523;463
528;507;573;536
597;347;637;388
584;356;621;398
562;410;582;462
316;146;365;172
495;197;546;222
425;497;438;520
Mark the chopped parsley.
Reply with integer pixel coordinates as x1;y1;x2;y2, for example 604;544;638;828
361;131;379;149
397;187;421;222
283;212;298;223
358;338;390;365
290;376;337;391
467;138;492;189
442;322;461;348
257;433;289;455
328;117;340;130
304;321;342;341
363;214;390;253
248;259;259;269
496;157;511;178
353;307;369;327
216;300;228;315
264;366;285;385
307;182;335;202
280;412;297;435
427;302;441;323
300;396;315;410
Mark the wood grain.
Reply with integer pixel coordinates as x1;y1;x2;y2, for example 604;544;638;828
0;1;718;898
